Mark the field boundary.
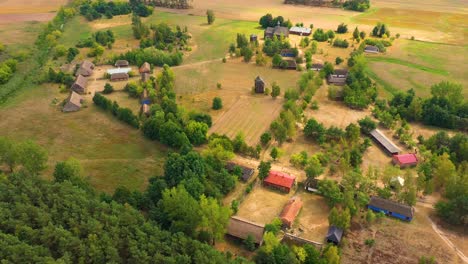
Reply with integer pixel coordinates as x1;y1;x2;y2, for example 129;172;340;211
366;57;449;76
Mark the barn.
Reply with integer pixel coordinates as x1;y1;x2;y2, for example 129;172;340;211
225;162;255;182
311;63;323;71
110;72;129;82
255;76;265;94
392;153;418;167
327;69;348;86
115;60;129;67
289;26;312;36
369;129;401;155
62;91;82;112
263;171;296;193
326;226;343;245
71;75;88;94
264;22;289;39
227;216;265;246
75;60;95;77
368;196;415;221
280;197;303;228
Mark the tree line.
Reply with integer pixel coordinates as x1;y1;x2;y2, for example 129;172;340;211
284;0;370;12
79;0;153;21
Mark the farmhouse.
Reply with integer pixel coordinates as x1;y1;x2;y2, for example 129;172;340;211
368;196;415;221
326;226;343;245
370;129;401;155
227;216;265;246
393;153;418;167
225;162;255;182
255;76;266;94
311;63;323;71
264;22;289;39
139;62;151;74
71;75;88;94
75;60;94;77
364;45;380;53
110;72;129;82
280;197;303;228
115;60;129;67
264;171;296;193
62;91;82;112
250;34;258;42
289;26;312;36
327;69;348;86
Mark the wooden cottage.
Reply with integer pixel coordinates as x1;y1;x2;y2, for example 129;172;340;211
289;26;312;36
326;226;343;245
225;162;255;182
280;197;303;228
110;72;129;82
264;22;289;39
364;45;380;54
75;60;95;77
369;129;401;155
311;63;323;71
139;62;151;74
392;153;418;167
227;216;265;246
255;76;265;94
115;60;129;68
327;69;348;86
263;171;296;193
368;196;415;221
62;91;82;112
71;75;88;94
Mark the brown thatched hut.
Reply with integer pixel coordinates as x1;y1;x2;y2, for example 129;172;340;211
62;91;82;112
139;62;151;74
110;72;129;82
115;60;129;67
71;75;88;94
75;60;95;77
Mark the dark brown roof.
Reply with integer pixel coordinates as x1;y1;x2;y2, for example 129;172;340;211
63;91;82;112
283;59;297;69
265;26;289;37
311;63;323;70
368;196;414;218
76;60;94;76
332;69;348;77
226;162;255;182
139;62;151;73
327;75;346;85
370;129;401;154
115;60;129;67
364;45;380;53
73;75;87;89
110;72;129;81
227;216;265;245
255;76;265;84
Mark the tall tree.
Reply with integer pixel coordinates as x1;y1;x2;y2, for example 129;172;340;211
199;195;231;245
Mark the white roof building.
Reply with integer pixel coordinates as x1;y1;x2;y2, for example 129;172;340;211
107;67;131;75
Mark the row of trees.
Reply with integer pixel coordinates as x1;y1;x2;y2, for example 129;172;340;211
259;14;293;28
284;0;370;12
79;0;152;21
150;0;193;9
93;93;140;128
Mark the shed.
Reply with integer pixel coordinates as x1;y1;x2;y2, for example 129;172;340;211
107;67;131;75
71;75;88;94
326;226;343;245
264;22;289;39
226;162;255;182
393;153;418;167
255;76;265;94
264;171;296;193
327;69;348;86
364;45;380;53
289;26;312;36
62;91;82;112
75;60;95;77
227;216;265;246
115;60;129;67
110;72;129;82
370;129;401;155
280;197;303;228
139;62;151;74
304;178;320;193
311;63;323;71
368;196;415;221
250;34;258;42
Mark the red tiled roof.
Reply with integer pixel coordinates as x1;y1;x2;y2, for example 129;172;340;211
264;171;295;189
393;154;418;165
280;197;303;227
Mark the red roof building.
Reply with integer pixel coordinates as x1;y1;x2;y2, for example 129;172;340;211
280;197;303;228
392;153;418;167
263;171;296;193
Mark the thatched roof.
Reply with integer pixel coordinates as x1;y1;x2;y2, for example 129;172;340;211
265;25;289;38
115;60;129;67
139;62;151;73
63;91;82;112
73;75;88;89
368;196;414;218
364;45;380;53
227;216;265;245
76;60;95;76
370;129;401;154
280;197;303;227
110;72;129;81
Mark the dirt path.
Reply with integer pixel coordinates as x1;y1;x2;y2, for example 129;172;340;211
173;57;226;69
426;216;468;263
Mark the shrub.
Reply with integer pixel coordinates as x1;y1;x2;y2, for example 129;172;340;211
103;83;114;94
212;97;222;110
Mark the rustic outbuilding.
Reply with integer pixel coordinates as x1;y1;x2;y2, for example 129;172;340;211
289;26;312;36
282;59;297;70
115;60;129;67
250;34;258;42
311;63;323;71
326;226;343;245
368;196;415;221
263;171;296;193
327;69;348;86
227;216;265;246
369;129;401;155
110;72;129;82
255;76;265;94
225;162;255;182
71;75;88;94
392;153;418;167
364;45;380;53
139;62;151;74
62;91;82;112
264;22;289;39
75;60;95;77
280;197;303;228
